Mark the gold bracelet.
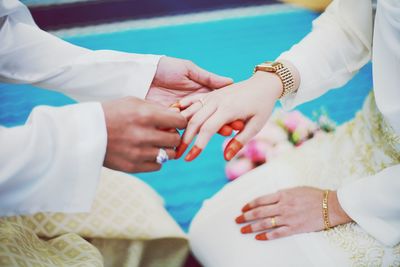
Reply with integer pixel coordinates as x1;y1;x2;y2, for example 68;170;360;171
322;190;331;230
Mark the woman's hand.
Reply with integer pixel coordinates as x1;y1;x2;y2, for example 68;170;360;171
175;71;284;161
235;187;353;241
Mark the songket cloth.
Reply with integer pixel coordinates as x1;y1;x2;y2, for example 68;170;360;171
0;168;188;267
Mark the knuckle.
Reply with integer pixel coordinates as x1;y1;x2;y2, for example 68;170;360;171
172;133;181;143
252;209;261;218
136;108;152;120
187;118;200;129
154;164;162;171
277;190;287;200
278;203;288;214
261;219;269;229
125;163;137;173
131;130;145;143
200;124;214;136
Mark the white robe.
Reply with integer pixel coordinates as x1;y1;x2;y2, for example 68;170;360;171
0;0;160;216
279;0;400;247
189;0;400;266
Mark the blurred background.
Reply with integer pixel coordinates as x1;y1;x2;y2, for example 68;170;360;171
3;0;370;236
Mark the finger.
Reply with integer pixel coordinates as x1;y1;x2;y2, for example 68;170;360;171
180;101;203;121
217;125;233;136
152;108;187;130
187;62;233;89
224;116;264;160
133;162;162;173
188;110;231;158
223;138;243;161
179;93;208;110
146;130;181;148
229;120;245;131
182;106;218;161
242;192;280;212
255;226;291;241
168;105;181;113
235;205;279;224
139;147;176;162
240;216;283;234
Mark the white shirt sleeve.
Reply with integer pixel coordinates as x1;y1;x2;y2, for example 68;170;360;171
0;103;107;216
278;0;373;110
0;0;161;102
337;165;400;247
0;1;160;216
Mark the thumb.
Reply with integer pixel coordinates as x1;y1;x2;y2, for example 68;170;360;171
224;116;263;161
188;63;233;89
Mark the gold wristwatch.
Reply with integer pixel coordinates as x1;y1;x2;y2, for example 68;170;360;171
253;61;295;98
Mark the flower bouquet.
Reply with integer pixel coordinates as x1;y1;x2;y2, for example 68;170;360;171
224;109;336;181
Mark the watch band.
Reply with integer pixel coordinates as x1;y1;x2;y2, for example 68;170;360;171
254;61;295;98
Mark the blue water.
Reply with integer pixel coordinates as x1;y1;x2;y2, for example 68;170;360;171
0;8;372;231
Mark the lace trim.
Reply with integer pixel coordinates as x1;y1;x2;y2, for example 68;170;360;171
324;93;400;265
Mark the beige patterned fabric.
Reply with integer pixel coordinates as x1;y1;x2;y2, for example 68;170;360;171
0;168;188;267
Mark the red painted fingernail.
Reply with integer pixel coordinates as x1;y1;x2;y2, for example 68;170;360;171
175;142;188;159
230;120;245;131
255;233;268;241
235;215;245;224
224;138;243;161
242;204;251;212
218;125;233;136
185;146;202;162
241;225;252;234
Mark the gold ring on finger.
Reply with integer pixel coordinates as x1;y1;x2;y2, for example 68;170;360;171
271;217;277;228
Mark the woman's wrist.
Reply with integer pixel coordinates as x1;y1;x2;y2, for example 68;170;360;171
249;71;283;99
328;190;353;227
249;59;300;100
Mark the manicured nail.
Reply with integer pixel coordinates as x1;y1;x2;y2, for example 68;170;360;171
230;120;245;131
224;138;243;161
235;215;245;224
175;142;188;159
185;146;202;162
218;125;233;136
241;225;252;234
242;204;251;212
255;233;268;241
170;102;181;110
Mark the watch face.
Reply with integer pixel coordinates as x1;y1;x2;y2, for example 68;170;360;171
255;61;281;73
265;61;280;67
258;63;276;71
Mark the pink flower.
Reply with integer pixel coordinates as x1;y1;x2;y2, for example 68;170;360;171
282;111;316;133
225;158;254;181
244;140;271;163
283;111;303;132
255;121;288;144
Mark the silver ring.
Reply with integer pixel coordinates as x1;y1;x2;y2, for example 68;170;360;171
156;148;169;164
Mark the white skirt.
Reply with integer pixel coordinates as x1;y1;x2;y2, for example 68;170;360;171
189;93;400;267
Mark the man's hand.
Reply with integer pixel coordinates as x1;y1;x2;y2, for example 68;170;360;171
101;97;187;173
146;57;233;107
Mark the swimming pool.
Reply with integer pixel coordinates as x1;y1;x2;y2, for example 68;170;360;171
0;5;372;231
